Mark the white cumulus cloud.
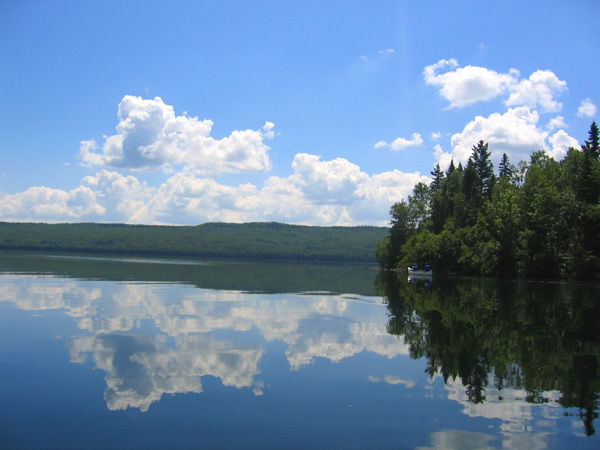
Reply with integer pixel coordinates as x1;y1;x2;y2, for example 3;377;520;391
0;186;105;222
147;155;428;226
424;59;566;112
449;106;548;166
291;153;370;205
440;106;581;169
577;98;597;117
78;95;274;176
505;69;567;112
424;59;518;108
433;144;454;171
81;170;155;223
547;130;579;160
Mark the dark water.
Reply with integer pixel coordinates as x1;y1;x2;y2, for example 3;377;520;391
1;251;599;449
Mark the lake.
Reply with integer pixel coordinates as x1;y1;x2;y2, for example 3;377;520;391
1;251;599;449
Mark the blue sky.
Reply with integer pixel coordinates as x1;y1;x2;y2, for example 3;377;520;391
1;1;598;226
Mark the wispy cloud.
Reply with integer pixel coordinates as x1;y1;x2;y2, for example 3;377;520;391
546;116;567;131
375;133;423;151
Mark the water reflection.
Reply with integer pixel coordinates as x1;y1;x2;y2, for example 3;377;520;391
0;272;406;412
1;252;599;449
69;334;264;411
377;271;600;437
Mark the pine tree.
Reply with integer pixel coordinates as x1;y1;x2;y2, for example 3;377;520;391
430;163;445;191
498;153;514;179
446;159;456;175
582;121;599;160
471;140;494;197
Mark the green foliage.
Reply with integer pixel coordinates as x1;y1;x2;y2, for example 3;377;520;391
0;222;388;263
376;123;600;279
377;273;600;434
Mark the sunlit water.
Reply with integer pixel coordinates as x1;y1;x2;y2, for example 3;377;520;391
1;251;598;449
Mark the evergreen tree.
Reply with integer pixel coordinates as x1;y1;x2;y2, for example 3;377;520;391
446;159;456;175
582;121;599;160
430;163;445;191
462;159;478;202
461;159;480;225
498;153;514;179
471;140;494;197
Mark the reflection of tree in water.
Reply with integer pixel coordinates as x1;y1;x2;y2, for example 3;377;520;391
376;271;600;435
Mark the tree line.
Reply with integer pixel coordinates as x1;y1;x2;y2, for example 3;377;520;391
376;122;600;278
0;221;387;263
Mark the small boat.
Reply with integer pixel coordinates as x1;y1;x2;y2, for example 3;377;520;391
407;265;432;276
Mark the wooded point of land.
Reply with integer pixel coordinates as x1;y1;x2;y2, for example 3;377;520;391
376;122;600;279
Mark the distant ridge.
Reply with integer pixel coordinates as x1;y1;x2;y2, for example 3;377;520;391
0;222;388;263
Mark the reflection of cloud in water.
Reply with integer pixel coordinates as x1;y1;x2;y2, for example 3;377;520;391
2;275;416;411
416;429;493;450
441;376;573;450
69;334;264;411
1;275;103;314
1;276;409;373
368;375;415;388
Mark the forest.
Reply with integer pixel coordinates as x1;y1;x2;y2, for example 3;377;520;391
0;221;387;263
376;122;600;279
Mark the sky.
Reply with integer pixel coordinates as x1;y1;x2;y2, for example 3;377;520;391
1;0;598;226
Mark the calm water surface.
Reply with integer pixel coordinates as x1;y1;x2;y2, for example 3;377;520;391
1;251;599;449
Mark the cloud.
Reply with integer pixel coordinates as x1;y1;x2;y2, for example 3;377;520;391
505;70;567;112
375;133;423;151
431;132;441;140
378;48;395;55
291;153;369;205
577;98;597;117
3;94;431;226
424;59;518;108
0;154;426;226
424;59;566;112
439;106;580;168
433;144;453;171
448;106;548;166
149;156;429;226
78;95;274;176
0;170;155;223
546;116;568;131
81;170;155;223
0;186;105;221
149;172;258;224
547;129;579;160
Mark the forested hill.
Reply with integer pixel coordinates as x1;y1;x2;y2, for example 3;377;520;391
0;222;388;263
